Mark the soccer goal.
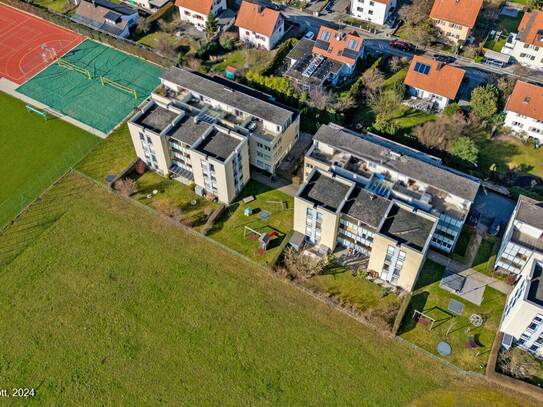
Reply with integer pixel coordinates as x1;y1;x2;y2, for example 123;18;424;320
100;76;137;99
57;58;92;80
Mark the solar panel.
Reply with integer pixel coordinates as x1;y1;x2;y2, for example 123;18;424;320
348;39;358;50
314;39;329;51
342;48;359;60
414;62;431;75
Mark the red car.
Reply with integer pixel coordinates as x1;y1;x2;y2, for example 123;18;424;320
389;40;415;52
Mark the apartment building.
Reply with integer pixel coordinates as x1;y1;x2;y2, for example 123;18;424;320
294;168;437;292
285;27;364;91
73;0;138;38
302;124;480;253
500;260;543;358
235;1;285;50
495;195;543;275
128;96;250;204
176;0;227;31
509;10;543;70
350;0;396;26
430;0;483;44
404;55;465;110
504;80;543;145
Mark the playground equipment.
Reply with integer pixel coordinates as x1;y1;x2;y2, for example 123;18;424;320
25;105;47;120
266;200;287;210
243;226;279;256
100;76;137;99
413;309;436;331
57;58;92;80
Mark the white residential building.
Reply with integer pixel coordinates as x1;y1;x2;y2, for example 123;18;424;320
235;1;284;50
350;0;396;26
495;195;543;275
508;10;543;70
500;259;543;358
504;80;543;145
176;0;227;31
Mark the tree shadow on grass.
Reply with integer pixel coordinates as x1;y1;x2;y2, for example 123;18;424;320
397;291;430;334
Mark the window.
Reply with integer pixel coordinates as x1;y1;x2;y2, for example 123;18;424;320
321;31;330;41
414;62;431;75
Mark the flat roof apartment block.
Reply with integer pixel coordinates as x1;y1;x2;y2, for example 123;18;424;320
495;195;543;275
303;124;480;253
128;95;250;204
294;168;437;292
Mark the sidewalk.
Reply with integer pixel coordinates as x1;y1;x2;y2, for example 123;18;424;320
427;250;512;295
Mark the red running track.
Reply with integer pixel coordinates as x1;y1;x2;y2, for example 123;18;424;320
0;4;84;84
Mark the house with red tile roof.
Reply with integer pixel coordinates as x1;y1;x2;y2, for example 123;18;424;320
176;0;227;31
430;0;483;44
504;80;543;145
284;27;364;91
403;56;465;110
235;1;284;50
509;10;543;70
350;0;397;26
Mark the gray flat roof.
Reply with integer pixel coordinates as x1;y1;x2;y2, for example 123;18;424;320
380;204;435;252
194;129;242;162
286;38;314;61
168;114;211;147
528;263;543;307
516;195;543;230
314;125;480;202
135;104;177;133
299;171;351;212
162;68;296;126
341;187;390;229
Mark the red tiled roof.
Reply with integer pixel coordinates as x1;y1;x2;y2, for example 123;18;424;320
235;1;282;38
312;26;363;65
505;80;543;122
176;0;213;15
430;0;483;28
518;10;543;47
404;55;465;99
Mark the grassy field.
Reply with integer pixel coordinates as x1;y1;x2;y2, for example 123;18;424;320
210;48;278;74
76;123;135;183
0;173;534;405
480;135;543;178
399;261;506;371
209;181;293;264
0;91;99;227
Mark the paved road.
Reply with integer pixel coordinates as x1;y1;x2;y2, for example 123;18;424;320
427;250;512;295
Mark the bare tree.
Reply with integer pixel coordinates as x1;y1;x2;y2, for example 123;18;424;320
114;178;138;197
497;349;537;380
413;112;471;150
388;56;403;73
155;37;177;59
154;199;183;220
185;55;202;71
136;18;151;35
366;89;402;117
334;95;357;112
361;68;385;95
283;248;326;280
309;87;333;111
398;0;433;25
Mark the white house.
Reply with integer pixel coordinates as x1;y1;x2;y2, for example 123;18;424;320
504;80;543;145
235;1;284;50
73;0;139;38
509;10;543;70
350;0;396;26
500;259;543;358
176;0;227;31
403;55;465;111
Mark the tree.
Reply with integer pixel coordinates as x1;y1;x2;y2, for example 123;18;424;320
373;113;399;135
367;90;402;118
398;0;437;46
450;136;479;163
413;112;471;150
498;349;539;380
470;84;499;119
155;37;177;59
388;56;403;73
114;178;138;197
283;248;326;280
531;0;543;10
205;13;218;39
309;87;332;111
185;55;202;71
136;18;151;35
360;68;385;96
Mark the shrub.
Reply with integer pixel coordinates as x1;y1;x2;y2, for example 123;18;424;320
153;199;183;220
449;136;479;164
114;178;138;197
470;84;499;119
283;248;326;280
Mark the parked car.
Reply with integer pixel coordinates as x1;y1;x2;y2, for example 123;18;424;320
432;54;455;64
304;31;315;40
389;40;415;52
467;209;480;226
489;218;502;236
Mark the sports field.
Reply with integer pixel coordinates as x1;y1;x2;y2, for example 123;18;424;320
0;91;99;228
17;39;163;133
0;172;536;406
0;4;83;84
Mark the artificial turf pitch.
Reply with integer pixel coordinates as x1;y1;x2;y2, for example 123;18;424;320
17;39;163;134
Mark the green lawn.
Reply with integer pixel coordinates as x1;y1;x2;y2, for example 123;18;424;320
210;48;277;74
137;31;178;48
0;173;531;405
399;261;506;371
472;237;504;280
32;0;74;12
76;123;135;183
0;91;99;227
133;171;219;229
452;227;475;261
208;181;293;264
479;135;543;178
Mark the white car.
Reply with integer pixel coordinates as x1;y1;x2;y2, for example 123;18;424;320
304;31;315;40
